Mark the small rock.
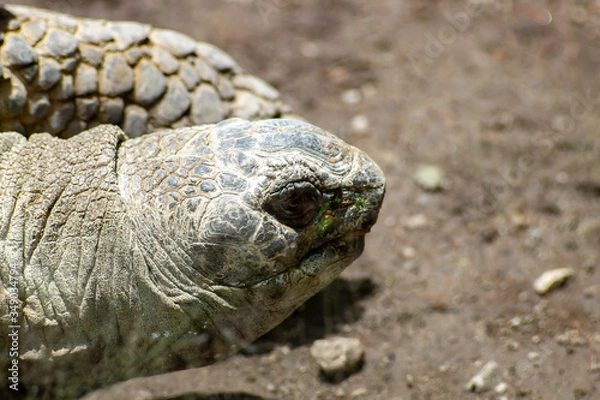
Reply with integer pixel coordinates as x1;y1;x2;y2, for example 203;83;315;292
494;382;508;394
310;337;365;382
533;268;575;295
414;165;445;192
341;88;361;105
351;114;369;135
556;329;587;347
401;213;428;230
527;351;541;362
300;41;319;58
350;387;368;398
505;339;519;351
401;246;417;259
465;361;498;393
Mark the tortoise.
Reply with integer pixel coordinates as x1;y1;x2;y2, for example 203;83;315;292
0;5;385;398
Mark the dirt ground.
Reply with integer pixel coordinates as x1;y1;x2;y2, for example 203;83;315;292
16;0;600;399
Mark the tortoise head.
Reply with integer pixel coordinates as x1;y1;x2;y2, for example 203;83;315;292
118;118;385;353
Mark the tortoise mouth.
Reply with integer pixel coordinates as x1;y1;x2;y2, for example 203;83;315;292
299;233;365;278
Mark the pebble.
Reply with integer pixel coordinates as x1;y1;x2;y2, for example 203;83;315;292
350;387;368;398
150;28;197;58
556;329;587;347
401;213;428;230
341;88;361;105
1;33;37;66
37;28;79;58
150;77;190;124
414;164;445;191
465;361;498;393
351;114;370;135
310;337;364;382
533;268;575;295
527;351;541;362
494;382;508;394
134;59;167;106
191;84;227;124
99;53;134;96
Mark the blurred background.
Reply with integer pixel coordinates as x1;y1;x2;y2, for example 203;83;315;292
17;0;600;398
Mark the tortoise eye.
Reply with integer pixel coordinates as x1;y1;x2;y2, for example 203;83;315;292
264;181;323;229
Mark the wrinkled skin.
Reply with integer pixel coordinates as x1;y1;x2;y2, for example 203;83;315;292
0;118;385;398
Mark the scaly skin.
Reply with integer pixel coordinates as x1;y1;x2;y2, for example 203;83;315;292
0;5;291;138
0;5;386;400
0;120;385;398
